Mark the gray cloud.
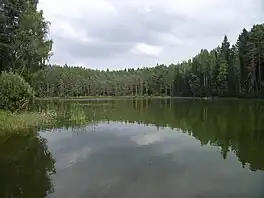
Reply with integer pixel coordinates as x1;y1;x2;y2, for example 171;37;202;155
86;8;189;45
53;35;132;59
39;0;264;69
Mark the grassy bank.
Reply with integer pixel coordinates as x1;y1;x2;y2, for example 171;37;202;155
0;110;55;135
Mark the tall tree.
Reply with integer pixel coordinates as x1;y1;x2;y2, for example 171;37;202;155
0;0;52;74
237;28;250;92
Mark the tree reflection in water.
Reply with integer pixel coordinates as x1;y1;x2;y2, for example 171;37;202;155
0;129;56;198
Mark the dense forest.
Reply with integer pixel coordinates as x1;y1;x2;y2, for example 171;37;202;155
1;1;264;98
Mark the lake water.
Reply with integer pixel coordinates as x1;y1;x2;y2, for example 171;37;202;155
1;99;264;198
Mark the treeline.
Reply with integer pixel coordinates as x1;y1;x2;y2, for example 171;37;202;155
31;24;264;98
1;1;264;99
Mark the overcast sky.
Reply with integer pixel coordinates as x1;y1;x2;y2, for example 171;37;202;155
38;0;264;70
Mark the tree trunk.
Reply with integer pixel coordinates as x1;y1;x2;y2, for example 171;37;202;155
258;44;261;92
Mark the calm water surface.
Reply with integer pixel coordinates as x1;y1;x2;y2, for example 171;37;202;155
1;99;264;198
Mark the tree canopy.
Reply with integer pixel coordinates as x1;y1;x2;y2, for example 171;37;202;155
0;0;52;75
31;24;264;98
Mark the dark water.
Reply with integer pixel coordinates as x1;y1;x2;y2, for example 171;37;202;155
1;99;264;198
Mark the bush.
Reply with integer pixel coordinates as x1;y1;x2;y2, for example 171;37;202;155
0;71;34;112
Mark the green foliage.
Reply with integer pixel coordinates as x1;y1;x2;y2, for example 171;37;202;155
28;24;264;99
0;72;34;112
217;61;228;96
0;0;52;74
1;0;263;100
188;74;201;96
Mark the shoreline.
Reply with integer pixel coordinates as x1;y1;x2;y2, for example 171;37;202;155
36;96;264;102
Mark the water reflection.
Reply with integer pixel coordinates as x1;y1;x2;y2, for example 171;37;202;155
42;121;264;198
2;99;264;197
0;129;56;198
37;99;264;172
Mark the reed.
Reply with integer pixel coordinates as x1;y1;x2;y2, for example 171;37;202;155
0;110;55;135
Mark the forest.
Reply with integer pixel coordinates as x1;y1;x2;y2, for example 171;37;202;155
1;0;264;99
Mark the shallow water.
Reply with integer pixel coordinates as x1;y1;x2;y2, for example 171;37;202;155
1;99;264;198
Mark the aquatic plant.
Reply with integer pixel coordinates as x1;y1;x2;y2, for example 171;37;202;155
0;110;55;135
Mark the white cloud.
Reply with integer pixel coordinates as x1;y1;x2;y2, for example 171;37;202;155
38;0;263;69
56;146;92;169
131;132;163;146
38;0;117;19
130;43;162;57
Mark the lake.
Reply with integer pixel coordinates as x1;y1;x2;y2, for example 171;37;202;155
1;99;264;198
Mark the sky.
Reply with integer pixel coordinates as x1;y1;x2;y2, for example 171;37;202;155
38;0;264;70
